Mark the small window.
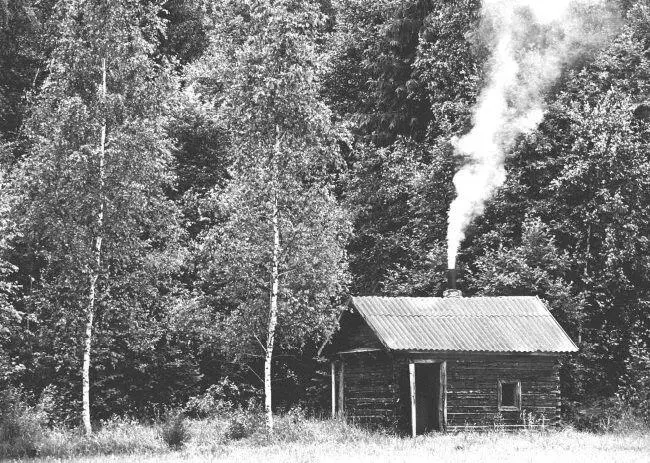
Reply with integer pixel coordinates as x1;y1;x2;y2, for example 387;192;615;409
498;380;521;411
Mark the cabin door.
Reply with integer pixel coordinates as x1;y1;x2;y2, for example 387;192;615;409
409;361;446;436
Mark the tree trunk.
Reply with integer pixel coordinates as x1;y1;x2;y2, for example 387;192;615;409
82;275;97;434
265;210;279;431
83;58;106;435
265;126;281;432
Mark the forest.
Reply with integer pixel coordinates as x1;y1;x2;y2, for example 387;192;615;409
0;0;648;444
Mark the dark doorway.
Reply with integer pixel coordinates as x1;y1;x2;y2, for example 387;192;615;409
415;363;440;434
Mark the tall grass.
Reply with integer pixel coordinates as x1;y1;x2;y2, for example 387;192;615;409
3;410;648;461
35;418;163;458
0;388;48;459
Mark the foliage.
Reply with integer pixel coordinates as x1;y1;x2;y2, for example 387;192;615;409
160;411;191;449
325;0;439;144
0;0;51;143
1;414;648;460
507;6;650;399
471;217;583;332
0;172;22;386
0;0;648;426
222;407;313;443
223;410;262;441
414;0;483;139
184;378;260;418
160;0;211;65
0;388;47;459
344;139;455;295
188;0;351;423
567;396;648;433
6;0;189;425
271;407;315;443
337;0;650;412
618;337;650;422
224;419;249;441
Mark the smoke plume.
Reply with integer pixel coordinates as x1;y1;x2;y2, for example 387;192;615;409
447;0;618;270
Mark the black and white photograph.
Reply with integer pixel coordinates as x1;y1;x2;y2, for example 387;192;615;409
0;0;648;461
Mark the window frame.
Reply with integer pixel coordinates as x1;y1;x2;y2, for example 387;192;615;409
497;379;522;411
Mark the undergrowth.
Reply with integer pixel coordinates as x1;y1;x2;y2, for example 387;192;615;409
0;388;47;459
159;412;191;449
0;404;647;460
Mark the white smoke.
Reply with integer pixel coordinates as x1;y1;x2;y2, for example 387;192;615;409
447;0;618;269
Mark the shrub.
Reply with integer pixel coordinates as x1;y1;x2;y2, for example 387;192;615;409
567;397;648;432
618;338;650;423
159;411;191;449
185;384;231;419
0;388;47;458
272;407;314;443
185;378;260;419
224;419;249;440
223;409;262;441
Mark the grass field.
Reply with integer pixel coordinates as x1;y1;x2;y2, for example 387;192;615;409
8;415;650;462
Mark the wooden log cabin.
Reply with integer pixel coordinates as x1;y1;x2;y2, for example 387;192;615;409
321;294;578;435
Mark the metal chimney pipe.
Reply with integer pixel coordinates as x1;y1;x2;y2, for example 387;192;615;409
447;269;457;290
444;269;462;298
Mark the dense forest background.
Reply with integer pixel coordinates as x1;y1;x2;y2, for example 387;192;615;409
0;0;648;428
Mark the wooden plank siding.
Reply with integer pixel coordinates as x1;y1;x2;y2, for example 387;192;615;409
338;352;399;429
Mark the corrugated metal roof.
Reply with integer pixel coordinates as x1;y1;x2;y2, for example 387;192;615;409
351;296;578;353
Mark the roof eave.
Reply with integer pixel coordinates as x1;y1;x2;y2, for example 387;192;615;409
317;296;355;358
399;349;577;356
349;297;392;352
534;295;580;352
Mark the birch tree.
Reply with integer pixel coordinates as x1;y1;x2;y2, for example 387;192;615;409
9;0;180;434
193;0;350;430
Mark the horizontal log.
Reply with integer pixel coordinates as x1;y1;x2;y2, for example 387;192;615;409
447;415;522;423
448;405;558;411
348;409;395;415
347;401;395;408
347;398;395;403
447;424;551;431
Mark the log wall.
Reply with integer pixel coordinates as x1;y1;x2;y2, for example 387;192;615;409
447;354;560;430
397;353;561;431
340;352;399;429
332;315;562;433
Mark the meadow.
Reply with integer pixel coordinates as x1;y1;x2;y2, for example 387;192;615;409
6;413;649;463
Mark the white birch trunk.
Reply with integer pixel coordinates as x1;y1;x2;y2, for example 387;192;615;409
82;275;97;435
265;126;281;432
83;58;106;435
265;205;279;431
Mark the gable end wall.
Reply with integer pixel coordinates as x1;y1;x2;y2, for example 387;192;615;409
329;310;384;353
